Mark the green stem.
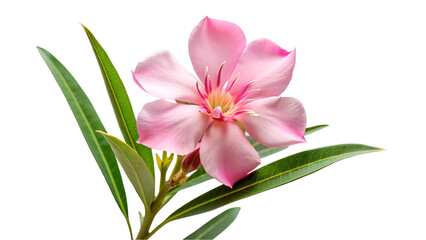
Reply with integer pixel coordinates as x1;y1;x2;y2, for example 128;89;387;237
136;209;153;240
136;183;171;239
145;219;170;239
136;155;187;239
159;167;167;190
126;216;134;240
170;155;183;177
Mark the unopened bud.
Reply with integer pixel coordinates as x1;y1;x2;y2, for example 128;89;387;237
182;144;201;173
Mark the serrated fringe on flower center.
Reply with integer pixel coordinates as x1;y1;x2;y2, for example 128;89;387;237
196;62;258;121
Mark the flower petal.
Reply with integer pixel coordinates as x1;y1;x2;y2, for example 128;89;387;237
189;17;246;86
237;97;306;148
231;39;296;99
137;100;212;155
133;51;201;104
200;120;260;187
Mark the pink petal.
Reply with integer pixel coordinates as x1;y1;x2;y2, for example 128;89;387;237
200;120;260;187
189;17;246;86
137;100;212;155
230;39;296;99
133;51;201;104
236;97;306;148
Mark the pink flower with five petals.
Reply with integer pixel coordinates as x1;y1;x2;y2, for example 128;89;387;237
133;17;307;187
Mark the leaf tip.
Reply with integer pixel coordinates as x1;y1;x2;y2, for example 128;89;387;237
80;23;92;37
316;124;329;129
364;145;384;152
36;46;45;54
359;145;384;153
80;23;88;30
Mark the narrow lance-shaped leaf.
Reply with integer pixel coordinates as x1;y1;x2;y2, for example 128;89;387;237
184;207;240;240
82;25;155;179
171;125;328;194
98;131;155;208
37;47;132;236
165;144;382;222
249;124;329;158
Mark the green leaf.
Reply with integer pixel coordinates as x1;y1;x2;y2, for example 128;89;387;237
171;125;329;194
37;47;131;235
82;25;155;179
165;144;382;222
98;131;155;208
184;207;240;240
248;124;329;158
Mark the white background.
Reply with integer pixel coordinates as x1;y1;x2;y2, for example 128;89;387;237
1;0;425;239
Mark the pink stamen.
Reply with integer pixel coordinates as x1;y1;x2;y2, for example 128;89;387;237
216;62;225;88
199;107;211;114
222;81;228;91
199;101;211;111
204;75;210;93
233;80;256;101
232;109;252;116
204;67;209;84
234;89;260;104
196;82;208;100
204;67;210;94
225;74;239;92
242;98;256;105
197;79;206;88
207;75;212;94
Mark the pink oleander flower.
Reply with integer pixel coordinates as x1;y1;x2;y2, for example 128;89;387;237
133;17;307;187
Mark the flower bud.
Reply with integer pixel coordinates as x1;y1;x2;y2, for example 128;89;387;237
182;144;201;173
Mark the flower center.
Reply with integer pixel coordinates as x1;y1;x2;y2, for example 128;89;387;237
207;89;234;114
196;63;258;121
